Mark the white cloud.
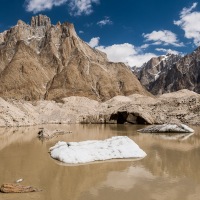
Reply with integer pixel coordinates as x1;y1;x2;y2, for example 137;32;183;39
124;53;157;67
26;0;66;13
84;22;93;27
155;48;181;55
69;0;99;16
97;17;113;26
143;30;184;47
140;44;150;49
174;2;200;46
152;41;162;45
25;0;99;16
79;30;84;34
179;2;198;17
89;40;156;67
88;37;100;48
97;43;137;61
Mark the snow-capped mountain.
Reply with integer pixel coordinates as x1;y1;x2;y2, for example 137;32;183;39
134;53;189;95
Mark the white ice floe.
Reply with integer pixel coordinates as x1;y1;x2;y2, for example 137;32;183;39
138;124;194;133
49;136;147;164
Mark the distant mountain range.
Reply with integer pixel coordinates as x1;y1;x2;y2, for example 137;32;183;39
0;15;148;101
134;48;200;95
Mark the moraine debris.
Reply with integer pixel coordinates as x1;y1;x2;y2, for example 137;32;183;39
38;128;72;140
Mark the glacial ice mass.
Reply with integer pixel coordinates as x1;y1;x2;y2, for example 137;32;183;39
49;136;147;164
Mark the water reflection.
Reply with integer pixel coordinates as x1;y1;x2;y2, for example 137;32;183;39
0;124;200;200
0;126;37;151
90;166;154;193
142;132;195;141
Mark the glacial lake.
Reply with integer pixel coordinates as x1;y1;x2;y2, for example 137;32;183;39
0;124;200;200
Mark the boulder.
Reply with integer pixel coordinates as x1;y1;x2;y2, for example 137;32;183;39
38;128;72;140
0;183;40;193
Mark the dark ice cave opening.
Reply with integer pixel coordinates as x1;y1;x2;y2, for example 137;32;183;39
110;111;149;124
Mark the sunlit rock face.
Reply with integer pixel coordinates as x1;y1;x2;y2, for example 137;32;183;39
0;15;148;102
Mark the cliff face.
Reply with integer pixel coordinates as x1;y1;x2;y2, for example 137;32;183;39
135;54;182;95
0;15;148;101
136;49;200;95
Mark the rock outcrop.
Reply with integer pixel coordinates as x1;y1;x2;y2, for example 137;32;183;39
38;128;72;140
0;183;40;193
0;15;148;101
31;14;51;27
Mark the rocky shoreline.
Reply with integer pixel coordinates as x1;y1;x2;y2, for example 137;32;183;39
0;89;199;127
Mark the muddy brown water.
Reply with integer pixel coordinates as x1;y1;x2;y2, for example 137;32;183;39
0;124;200;200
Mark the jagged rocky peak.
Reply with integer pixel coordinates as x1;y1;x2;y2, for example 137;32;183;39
148;55;165;66
0;14;77;47
0;14;80;62
29;15;76;37
0;14;149;101
17;20;27;26
135;48;200;95
135;53;182;92
31;14;51;27
61;22;77;37
56;21;61;26
0;30;7;44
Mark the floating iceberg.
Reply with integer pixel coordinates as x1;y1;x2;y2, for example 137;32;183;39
49;136;146;164
138;124;194;133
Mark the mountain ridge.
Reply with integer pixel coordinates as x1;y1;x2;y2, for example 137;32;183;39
134;52;200;95
0;14;149;101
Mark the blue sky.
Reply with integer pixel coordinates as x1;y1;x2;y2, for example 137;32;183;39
0;0;200;66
